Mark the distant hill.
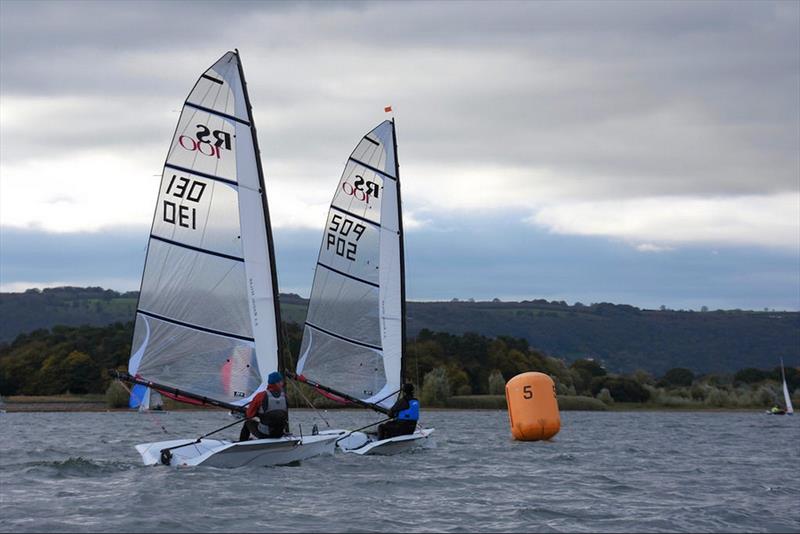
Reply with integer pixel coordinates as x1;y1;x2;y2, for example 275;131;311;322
0;287;137;343
1;287;798;374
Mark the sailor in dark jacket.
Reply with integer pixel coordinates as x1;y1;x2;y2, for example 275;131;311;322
377;383;419;440
239;371;289;441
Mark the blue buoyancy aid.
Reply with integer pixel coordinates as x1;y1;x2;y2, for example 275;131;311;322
397;399;420;421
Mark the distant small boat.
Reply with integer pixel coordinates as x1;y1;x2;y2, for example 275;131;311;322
129;384;164;412
766;358;794;416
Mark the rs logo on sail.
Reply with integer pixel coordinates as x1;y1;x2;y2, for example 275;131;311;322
178;124;233;159
342;175;380;204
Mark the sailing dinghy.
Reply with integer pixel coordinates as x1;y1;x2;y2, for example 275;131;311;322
119;51;339;467
129;384;164;412
289;120;434;455
781;360;795;415
766;359;795;415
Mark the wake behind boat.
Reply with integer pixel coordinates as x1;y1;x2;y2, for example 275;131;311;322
117;50;338;467
290;119;433;455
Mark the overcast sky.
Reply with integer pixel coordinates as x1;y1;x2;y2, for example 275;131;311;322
1;0;798;310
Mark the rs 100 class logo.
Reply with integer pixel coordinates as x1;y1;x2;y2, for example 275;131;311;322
178;124;233;159
341;175;380;204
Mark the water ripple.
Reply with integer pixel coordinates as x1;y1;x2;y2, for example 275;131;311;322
0;410;798;532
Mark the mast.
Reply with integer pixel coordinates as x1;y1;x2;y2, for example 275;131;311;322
391;119;407;386
234;49;286;370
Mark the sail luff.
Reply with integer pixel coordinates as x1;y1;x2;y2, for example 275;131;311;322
234;49;286;370
391;119;407;385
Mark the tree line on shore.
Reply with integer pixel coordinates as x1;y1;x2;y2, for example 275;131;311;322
0;322;797;410
4;285;799;374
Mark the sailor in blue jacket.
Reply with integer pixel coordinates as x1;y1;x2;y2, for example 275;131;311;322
378;383;419;440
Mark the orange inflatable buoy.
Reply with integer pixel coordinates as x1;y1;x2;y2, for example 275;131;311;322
505;372;561;441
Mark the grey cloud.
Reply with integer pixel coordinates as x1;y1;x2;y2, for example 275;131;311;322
2;217;798;311
1;1;797;199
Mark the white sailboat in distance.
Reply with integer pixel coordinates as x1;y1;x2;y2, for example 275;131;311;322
116;50;340;467
780;358;794;415
288;119;434;455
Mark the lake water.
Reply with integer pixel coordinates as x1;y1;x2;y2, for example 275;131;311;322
1;410;798;532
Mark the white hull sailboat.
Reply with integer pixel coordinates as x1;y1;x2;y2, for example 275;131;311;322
323;428;434;455
289;119;433;455
119;50;338;467
766;358;795;416
136;434;338;468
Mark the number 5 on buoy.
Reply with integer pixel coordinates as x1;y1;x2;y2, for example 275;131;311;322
505;372;561;441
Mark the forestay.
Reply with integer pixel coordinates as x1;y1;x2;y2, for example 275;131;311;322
296;120;404;410
128;51;281;407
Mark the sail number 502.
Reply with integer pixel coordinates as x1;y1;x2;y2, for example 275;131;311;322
327;214;366;261
162;174;206;230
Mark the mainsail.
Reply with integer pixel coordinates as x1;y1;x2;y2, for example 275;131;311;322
296;120;405;410
127;51;283;407
781;359;794;415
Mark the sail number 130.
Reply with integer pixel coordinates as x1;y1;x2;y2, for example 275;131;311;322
162;174;207;230
327;214;366;261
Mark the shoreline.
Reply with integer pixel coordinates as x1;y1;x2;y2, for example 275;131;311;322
0;395;767;413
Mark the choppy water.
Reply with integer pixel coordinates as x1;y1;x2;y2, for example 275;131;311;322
1;410;798;532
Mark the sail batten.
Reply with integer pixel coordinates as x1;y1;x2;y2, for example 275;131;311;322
296;120;403;409
163;163;239;187
348;157;397;180
185;101;251;126
330;205;382;228
137;309;256;342
128;51;280;407
148;235;245;262
317;262;380;288
305;322;383;351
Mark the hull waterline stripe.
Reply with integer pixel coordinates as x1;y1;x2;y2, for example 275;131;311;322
201;74;224;85
348;157;396;181
305;321;383;351
317;262;380;288
164;163;238;187
150;235;244;262
185;101;251;126
137;309;255;342
330;205;381;228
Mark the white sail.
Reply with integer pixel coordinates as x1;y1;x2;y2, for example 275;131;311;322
138;387;151;412
781;359;794;414
128;51;281;407
296;121;404;410
138;388;164;412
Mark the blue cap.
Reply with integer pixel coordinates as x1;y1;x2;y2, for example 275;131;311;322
268;371;284;385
